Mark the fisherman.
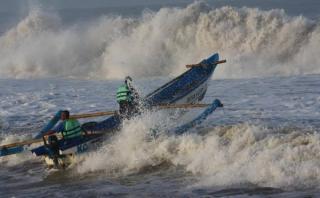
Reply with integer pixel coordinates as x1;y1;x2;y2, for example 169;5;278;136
44;110;83;168
116;76;140;119
47;110;83;140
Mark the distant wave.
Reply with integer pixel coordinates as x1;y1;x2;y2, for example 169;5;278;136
0;2;319;79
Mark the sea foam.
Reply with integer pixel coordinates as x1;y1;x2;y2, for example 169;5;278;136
76;112;320;190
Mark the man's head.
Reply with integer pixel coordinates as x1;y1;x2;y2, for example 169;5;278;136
61;110;70;120
124;76;132;85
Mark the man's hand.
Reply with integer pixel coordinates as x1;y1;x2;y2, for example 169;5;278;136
44;130;56;136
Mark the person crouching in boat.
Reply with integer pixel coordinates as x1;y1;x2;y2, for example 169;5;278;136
48;110;83;140
45;110;83;151
116;77;140;119
44;110;83;168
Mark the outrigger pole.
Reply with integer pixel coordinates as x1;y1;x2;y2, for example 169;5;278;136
186;59;226;68
0;102;213;154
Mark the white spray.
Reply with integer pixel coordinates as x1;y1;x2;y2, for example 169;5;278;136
0;2;319;79
76;109;320;190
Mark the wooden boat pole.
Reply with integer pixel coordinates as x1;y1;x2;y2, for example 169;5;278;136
0;138;43;150
0;104;211;150
157;103;209;109
70;111;116;119
69;103;211;119
0;132;96;150
186;59;226;68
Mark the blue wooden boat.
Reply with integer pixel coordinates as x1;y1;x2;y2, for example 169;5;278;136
29;53;222;168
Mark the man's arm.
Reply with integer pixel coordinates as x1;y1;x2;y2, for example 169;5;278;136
40;122;64;136
131;87;140;100
49;122;64;134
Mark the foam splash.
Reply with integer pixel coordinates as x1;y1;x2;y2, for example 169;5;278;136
0;2;319;79
76;111;174;175
0;134;38;166
77;117;320;189
184;125;320;189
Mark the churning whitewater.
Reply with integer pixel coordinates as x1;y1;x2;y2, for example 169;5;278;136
0;2;320;79
1;74;320;197
77;119;320;189
1;1;320;197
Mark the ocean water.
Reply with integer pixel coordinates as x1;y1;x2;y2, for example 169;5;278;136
1;75;320;197
0;1;320;197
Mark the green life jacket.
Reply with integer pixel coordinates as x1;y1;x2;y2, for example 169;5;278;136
62;119;82;139
116;84;132;103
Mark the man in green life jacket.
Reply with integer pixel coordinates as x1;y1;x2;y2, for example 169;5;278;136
116;77;140;119
48;110;83;140
44;110;83;168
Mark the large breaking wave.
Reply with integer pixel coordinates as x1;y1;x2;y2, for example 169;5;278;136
76;114;320;190
0;2;319;79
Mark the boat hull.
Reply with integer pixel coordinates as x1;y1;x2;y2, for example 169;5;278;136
31;53;221;168
83;53;220;133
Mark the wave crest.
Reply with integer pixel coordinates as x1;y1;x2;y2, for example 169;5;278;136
77;120;320;189
0;2;319;79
